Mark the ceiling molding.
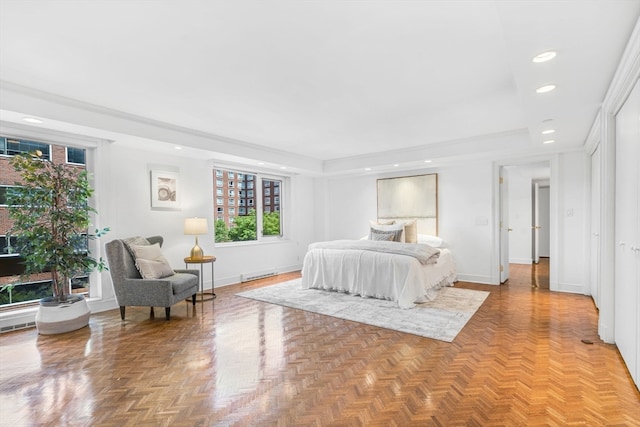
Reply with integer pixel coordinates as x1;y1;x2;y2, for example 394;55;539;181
0;80;323;173
602;17;640;115
0;120;109;148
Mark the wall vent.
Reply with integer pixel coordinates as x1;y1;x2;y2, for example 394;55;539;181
1;321;36;334
241;269;277;282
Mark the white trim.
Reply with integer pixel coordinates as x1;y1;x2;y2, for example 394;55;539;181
456;273;497;285
584;110;601;156
594;18;640;345
602;18;640;115
0;120;106;148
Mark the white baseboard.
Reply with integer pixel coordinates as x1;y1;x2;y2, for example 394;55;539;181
555;282;587;295
509;258;533;264
456;273;496;285
88;297;118;313
0;306;38;333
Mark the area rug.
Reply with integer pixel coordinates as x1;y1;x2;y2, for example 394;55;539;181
236;279;490;342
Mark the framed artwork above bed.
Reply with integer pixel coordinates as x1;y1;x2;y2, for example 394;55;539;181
376;173;438;236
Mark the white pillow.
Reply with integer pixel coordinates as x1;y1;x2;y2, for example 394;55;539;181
129;243;175;279
417;234;444;247
403;220;418;244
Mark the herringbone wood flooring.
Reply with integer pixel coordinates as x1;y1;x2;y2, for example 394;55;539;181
1;260;638;426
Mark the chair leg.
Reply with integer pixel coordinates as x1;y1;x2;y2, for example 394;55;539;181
192;294;196;305
150;307;155;318
119;306;126;320
165;307;171;321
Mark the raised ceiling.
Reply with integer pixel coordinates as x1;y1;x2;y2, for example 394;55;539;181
0;0;638;175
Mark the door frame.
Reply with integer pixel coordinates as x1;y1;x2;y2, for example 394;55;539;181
494;158;556;288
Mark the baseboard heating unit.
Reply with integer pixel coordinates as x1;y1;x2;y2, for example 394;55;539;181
241;269;277;282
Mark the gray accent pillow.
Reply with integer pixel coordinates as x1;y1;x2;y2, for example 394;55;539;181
370;228;402;241
369;223;404;242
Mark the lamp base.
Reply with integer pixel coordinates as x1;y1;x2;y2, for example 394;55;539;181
190;244;204;260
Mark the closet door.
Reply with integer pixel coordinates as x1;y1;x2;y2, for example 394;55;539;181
614;79;640;388
590;145;601;307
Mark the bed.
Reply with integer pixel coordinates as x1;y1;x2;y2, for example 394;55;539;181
300;237;457;309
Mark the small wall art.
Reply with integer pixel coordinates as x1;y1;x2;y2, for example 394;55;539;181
150;169;180;209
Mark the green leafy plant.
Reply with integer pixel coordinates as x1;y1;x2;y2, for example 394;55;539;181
7;150;109;303
0;284;15;304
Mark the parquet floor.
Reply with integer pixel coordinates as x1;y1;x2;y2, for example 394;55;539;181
1;260;639;426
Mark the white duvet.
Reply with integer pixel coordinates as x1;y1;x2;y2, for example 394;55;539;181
300;241;457;309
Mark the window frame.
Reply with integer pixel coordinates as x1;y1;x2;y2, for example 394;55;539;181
213;166;286;244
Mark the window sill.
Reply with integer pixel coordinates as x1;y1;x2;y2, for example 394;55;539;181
215;237;290;248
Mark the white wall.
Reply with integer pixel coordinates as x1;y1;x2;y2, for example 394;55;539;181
554;151;589;294
93;140;315;311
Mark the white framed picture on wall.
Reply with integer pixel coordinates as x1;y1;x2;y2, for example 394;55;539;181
150;169;180;209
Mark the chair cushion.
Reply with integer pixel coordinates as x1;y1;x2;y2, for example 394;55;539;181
129;243;175;279
171;273;198;294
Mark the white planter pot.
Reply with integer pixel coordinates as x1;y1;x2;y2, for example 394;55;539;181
35;295;90;335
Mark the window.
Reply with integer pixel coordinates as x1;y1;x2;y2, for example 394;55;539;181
1;140;92;308
216;179;223;187
0;137;51;159
0;186;11;206
213;167;284;242
66;147;86;164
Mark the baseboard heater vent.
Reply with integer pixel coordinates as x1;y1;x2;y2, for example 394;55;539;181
241;270;277;282
1;321;36;334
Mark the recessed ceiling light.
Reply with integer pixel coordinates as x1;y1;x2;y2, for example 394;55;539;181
536;84;556;94
257;162;265;166
174;146;182;150
280;166;287;170
532;51;557;63
542;129;555;135
364;167;372;171
543;140;555;144
424;160;432;164
393;164;399;167
22;117;43;124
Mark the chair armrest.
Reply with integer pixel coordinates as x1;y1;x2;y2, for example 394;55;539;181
174;269;200;279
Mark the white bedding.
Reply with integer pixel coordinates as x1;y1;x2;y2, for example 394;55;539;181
300;242;457;309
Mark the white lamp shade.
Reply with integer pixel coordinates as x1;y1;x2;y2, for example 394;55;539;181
184;217;208;235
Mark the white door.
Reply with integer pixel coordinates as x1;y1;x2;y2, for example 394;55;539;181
538;186;551;257
590;145;601;307
614;79;640;388
500;167;509;283
533;182;540;264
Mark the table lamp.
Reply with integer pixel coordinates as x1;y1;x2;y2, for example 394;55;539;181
184;217;208;260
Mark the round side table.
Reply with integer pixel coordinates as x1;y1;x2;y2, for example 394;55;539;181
184;255;216;301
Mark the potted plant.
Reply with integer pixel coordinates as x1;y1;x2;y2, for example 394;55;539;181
7;150;108;334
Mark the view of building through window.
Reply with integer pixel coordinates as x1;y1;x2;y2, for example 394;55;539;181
0;137;88;307
214;168;282;242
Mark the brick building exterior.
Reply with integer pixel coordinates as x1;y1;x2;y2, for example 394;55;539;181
0;138;86;302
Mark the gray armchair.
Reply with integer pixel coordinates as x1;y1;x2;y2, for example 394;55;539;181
105;236;199;321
